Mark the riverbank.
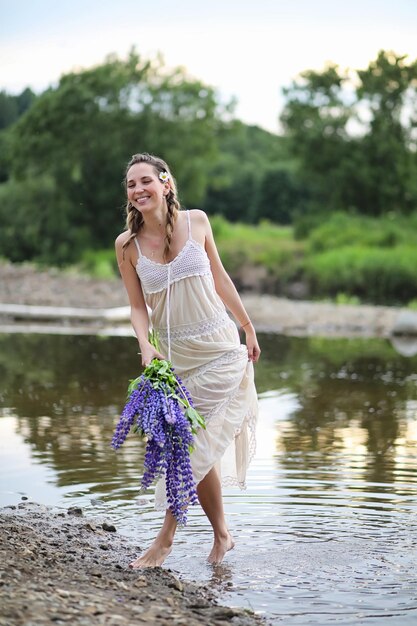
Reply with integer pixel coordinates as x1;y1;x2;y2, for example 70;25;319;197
0;502;262;626
0;262;416;337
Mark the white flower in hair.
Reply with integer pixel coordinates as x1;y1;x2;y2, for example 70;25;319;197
159;171;169;183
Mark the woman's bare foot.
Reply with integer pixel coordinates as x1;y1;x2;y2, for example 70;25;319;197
129;541;172;569
207;531;235;565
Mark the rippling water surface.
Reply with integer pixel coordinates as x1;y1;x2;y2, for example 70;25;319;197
1;332;417;624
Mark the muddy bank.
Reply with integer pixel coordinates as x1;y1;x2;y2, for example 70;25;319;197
0;262;415;338
0;263;129;309
240;293;410;338
0;502;262;626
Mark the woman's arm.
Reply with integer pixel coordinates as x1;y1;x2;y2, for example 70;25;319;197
115;232;165;366
192;210;261;363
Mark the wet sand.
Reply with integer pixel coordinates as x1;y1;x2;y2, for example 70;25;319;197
0;502;262;626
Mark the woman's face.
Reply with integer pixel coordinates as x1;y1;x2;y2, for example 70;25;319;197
126;162;168;214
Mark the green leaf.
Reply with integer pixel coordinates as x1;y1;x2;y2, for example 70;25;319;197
132;425;144;438
184;406;206;432
127;376;145;398
148;329;161;352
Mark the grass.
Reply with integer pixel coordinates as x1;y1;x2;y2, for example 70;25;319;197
77;249;119;280
305;245;417;304
307;211;417;253
211;215;303;280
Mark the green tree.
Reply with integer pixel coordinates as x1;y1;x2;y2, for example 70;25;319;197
0;87;36;182
281;50;417;218
355;51;417;214
3;51;225;263
203;120;293;222
15;88;36;116
0;91;18;130
0;176;84;264
256;167;308;224
281;63;351;209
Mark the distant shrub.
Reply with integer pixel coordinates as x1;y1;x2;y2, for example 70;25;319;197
0;176;88;265
79;249;119;279
335;292;361;305
306;245;417;304
293;211;327;240
307;212;417;253
213;217;303;282
210;214;234;240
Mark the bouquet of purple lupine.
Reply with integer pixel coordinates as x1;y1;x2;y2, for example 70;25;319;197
111;355;206;525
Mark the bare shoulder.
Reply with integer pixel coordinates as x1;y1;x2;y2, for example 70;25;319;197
115;230;132;249
189;209;210;228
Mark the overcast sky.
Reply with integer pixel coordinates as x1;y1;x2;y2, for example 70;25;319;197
1;0;417;132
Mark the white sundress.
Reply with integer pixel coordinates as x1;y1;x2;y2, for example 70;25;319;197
134;210;258;510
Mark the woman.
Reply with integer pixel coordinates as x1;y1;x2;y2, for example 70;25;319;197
115;153;260;568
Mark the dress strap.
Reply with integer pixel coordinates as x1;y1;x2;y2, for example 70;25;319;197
133;236;141;256
186;210;192;240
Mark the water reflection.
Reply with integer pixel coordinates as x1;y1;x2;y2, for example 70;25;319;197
1;332;417;624
1;332;417;502
0;334;138;417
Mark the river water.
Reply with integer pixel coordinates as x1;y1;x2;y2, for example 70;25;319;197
1;331;417;624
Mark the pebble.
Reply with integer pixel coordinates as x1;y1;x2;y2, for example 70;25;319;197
169;579;184;592
105;616;128;625
67;507;83;517
56;588;70;598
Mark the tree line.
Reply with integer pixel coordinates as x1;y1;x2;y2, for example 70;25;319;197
0;49;416;265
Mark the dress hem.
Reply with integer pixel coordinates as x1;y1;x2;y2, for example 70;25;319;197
153;393;257;511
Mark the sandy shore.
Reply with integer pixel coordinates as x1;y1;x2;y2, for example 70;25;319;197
0;262;415;338
0;502;262;626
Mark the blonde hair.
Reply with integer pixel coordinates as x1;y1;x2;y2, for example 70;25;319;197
123;153;181;260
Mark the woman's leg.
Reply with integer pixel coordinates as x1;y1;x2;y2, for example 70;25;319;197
129;508;177;568
196;466;235;564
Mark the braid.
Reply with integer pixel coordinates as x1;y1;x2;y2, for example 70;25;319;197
164;189;180;260
122;202;144;255
122;153;181;259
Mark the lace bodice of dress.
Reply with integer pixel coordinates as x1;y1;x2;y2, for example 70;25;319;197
136;238;211;295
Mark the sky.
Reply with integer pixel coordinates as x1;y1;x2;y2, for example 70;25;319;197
1;0;417;133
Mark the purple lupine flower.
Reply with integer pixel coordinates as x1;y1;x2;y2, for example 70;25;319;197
111;359;206;525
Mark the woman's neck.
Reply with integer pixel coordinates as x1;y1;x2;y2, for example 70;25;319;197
141;208;167;236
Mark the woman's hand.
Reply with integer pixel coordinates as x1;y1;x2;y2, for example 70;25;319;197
139;341;166;367
243;325;261;363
